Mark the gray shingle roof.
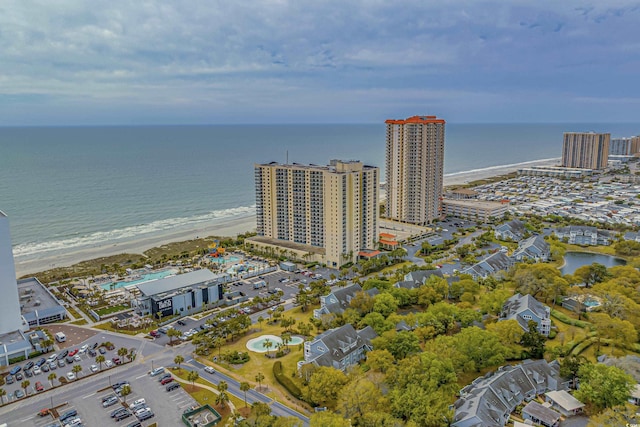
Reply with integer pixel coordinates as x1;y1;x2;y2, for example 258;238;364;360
522;401;560;425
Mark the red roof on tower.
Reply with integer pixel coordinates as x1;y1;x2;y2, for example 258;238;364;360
385;115;446;125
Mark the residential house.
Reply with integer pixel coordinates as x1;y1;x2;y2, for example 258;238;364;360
462;252;513;280
495;219;527;242
500;293;551;336
452;359;569;427
624;231;640;242
522;401;560;427
394;269;444;290
553;226;611;246
512;235;550;263
545;390;585;416
298;324;377;372
313;284;378;319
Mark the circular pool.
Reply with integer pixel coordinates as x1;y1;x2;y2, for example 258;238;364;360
246;334;304;353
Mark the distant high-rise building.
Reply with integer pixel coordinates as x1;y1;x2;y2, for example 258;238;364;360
610;137;635;156
385;115;445;225
561;132;610;169
250;160;378;268
0;211;28;335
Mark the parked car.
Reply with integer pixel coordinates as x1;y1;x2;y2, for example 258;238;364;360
166;382;180;391
24;361;35;370
59;409;78;423
35;358;47;367
112;356;122;365
158;373;172;382
105;343;115;350
14;389;25;399
79;344;89;353
90;364;99;373
9;366;21;375
66;372;76;381
115;410;132;421
149;330;159;337
129;398;146;409
149;367;165;377
126;421;142;427
137;409;154;421
99;347;106;354
50;362;58;370
65;355;74;364
105;360;113;368
102;396;118;407
41;364;50;373
88;348;97;357
111;407;128;418
112;381;129;390
68;349;78;357
57;350;69;360
5;375;14;384
177;320;186;326
73;355;81;362
35;381;44;392
24;369;33;378
160;377;173;385
15;372;23;380
33;366;42;375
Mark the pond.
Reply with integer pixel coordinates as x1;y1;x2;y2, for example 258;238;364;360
560;251;626;275
246;334;304;353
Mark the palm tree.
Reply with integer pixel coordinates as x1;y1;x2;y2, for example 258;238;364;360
255;372;264;391
0;388;6;406
120;384;131;403
240;382;250;407
187;370;199;391
48;373;57;387
128;348;136;362
262;338;273;357
216;380;229;408
21;380;30;396
257;316;265;330
212;336;225;359
96;355;105;370
72;364;82;378
117;347;128;361
281;333;291;350
174;354;185;369
167;328;181;344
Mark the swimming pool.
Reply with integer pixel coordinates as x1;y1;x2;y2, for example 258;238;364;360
209;256;240;264
100;269;177;291
246;335;305;353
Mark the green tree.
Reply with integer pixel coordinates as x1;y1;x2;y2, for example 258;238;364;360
120;384;131;403
262;338;274;357
212;336;225;359
559;355;587;388
486;319;525;354
72;364;82;377
216;380;229;408
349;291;375;315
478;289;512;315
48;372;57;387
21;380;30;396
305;367;348;408
590;312;637;354
310;411;351;427
96;354;105;370
366;349;394;373
174;354;185;368
0;388;6;405
586;403;638;427
255;372;265;391
117;347;128;360
167;327;181;344
240;381;250;407
187;370;200;391
574;263;611;287
372;293;399;318
337;375;388;423
520;320;546;359
575;363;635;412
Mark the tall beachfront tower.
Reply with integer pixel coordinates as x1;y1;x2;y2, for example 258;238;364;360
0;211;26;335
251;160;378;268
385;115;445;225
562;132;610;170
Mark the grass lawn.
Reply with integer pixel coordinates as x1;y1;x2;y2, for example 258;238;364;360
66;305;83;320
95;304;131;316
93;320;157;336
561;243;618;256
203;305;316;414
70;319;88;326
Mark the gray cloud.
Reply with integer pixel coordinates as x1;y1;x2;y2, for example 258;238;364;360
0;0;639;124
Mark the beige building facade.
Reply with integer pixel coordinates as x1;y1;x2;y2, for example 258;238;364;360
385;115;445;225
561;132;610;169
249;160;378;268
442;199;508;222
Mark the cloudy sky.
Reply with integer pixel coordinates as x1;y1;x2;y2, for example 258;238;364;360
1;1;639;125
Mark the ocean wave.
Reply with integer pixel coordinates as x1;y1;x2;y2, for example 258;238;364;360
444;158;560;177
12;205;256;257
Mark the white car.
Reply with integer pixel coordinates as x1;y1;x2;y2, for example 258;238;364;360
33;366;42;375
73;355;82;362
90;364;99;373
79;344;89;353
66;372;76;381
105;360;113;368
203;366;215;374
129;398;146;409
47;355;58;364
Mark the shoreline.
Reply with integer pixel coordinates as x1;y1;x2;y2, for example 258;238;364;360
13;157;560;277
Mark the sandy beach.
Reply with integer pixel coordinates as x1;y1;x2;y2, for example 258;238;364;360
14;157;560;277
14;215;257;277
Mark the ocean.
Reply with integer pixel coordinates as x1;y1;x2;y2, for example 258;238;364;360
1;123;638;262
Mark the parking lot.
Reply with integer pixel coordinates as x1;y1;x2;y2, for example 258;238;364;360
70;368;197;427
1;332;143;406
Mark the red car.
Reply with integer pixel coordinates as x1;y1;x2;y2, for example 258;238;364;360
149;330;159;337
68;349;79;357
35;381;44;392
112;357;122;365
160;377;173;385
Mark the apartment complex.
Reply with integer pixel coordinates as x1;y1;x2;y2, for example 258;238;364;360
249;160;378;268
561;132;610;169
609;136;640;156
385;115;445;225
